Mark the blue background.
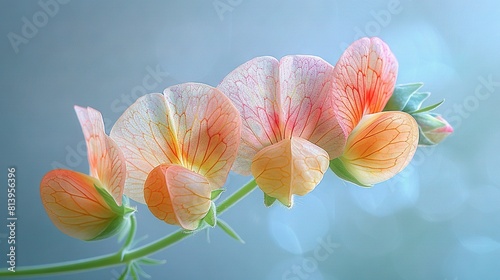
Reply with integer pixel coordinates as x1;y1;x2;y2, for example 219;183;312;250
1;0;499;279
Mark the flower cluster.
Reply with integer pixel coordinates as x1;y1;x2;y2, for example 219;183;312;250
40;37;452;238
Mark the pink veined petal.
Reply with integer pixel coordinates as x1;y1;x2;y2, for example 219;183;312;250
164;83;241;190
217;56;281;175
74;106;126;205
251;137;329;207
144;164;212;230
40;169;118;241
341;111;418;185
278;55;346;159
332;37;398;135
110;93;181;203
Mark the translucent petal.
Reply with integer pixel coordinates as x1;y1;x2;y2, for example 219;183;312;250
40;169;117;240
75;106;125;205
341;111;418;185
144;164;212;230
279;55;346;158
164;83;241;190
332;37;398;134
110;93;177;203
111;83;240;203
251;137;329;207
217;56;281;175
218;56;346;177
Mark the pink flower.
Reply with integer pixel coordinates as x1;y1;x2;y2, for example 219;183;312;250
218;55;346;206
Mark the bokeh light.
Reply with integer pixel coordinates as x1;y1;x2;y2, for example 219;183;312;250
268;194;330;255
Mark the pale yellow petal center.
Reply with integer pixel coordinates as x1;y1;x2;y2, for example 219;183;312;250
250;137;329;207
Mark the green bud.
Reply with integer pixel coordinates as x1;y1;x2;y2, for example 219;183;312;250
413;113;453;146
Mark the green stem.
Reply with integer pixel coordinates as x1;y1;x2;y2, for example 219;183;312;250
0;179;258;278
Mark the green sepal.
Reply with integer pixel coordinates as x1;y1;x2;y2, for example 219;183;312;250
417;127;436;146
203;201;217;227
413;113;446;128
89;214;129;241
329;158;372;187
211;189;225;201
94;184;125;214
217;219;245;244
117;203;136;245
402;92;430;112
264;193;277;207
89;185;136;241
410;100;444;114
384;83;424;111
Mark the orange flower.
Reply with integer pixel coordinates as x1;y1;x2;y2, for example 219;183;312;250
330;37;419;186
110;83;240;230
40;107;131;240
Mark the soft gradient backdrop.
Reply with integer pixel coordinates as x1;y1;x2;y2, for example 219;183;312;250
1;0;499;279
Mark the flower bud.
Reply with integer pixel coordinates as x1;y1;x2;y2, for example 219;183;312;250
414;113;453;145
40;170;134;241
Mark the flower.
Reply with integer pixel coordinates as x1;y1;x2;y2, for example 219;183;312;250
40;106;131;241
414;113;453;145
329;37;419;186
110;83;241;230
217;55;347;207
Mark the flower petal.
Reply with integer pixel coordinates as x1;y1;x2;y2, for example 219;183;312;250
217;56;281;175
340;111;418;185
279;55;346;158
144;164;212;230
110;93;176;203
111;84;240;203
164;83;241;190
40;169;118;240
75;106;125;205
251;137;329;207
332;37;398;134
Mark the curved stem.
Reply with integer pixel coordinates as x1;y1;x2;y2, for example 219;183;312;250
125;179;257;260
0;179;257;278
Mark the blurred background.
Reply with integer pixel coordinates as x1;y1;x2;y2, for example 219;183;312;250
1;0;499;279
